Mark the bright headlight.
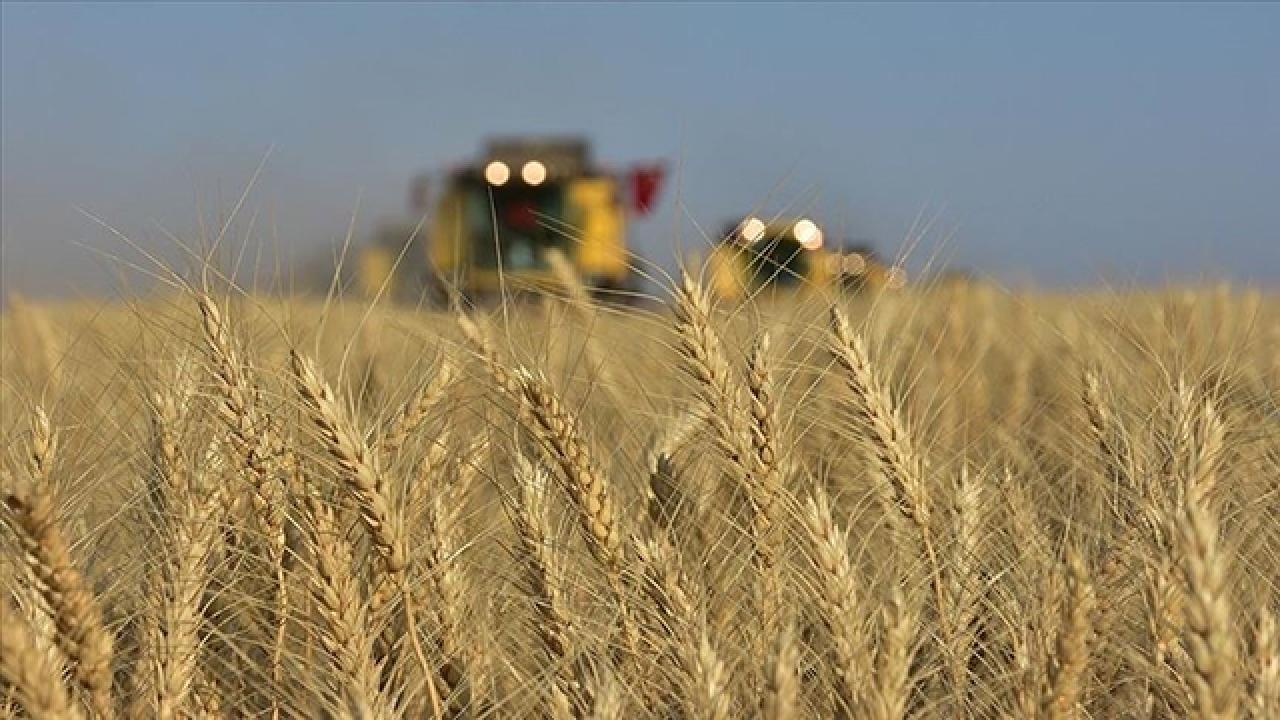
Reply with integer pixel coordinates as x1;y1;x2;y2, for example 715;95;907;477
522;160;547;186
741;216;767;243
793;218;823;250
484;161;510;186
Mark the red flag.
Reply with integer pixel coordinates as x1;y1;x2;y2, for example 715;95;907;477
628;163;666;216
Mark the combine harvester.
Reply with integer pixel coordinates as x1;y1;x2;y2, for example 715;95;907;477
358;137;666;304
707;214;906;301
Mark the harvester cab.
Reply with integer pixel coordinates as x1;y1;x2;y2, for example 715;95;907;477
707;215;905;301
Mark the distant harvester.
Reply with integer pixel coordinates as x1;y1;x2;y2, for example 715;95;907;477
707;215;907;301
358;137;666;304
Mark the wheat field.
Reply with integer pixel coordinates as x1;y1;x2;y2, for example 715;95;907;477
1;275;1277;719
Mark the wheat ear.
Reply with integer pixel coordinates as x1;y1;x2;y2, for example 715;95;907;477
762;619;799;720
1081;366;1135;505
671;272;749;469
456;310;515;394
0;595;85;720
380;356;456;459
3;476;115;718
673;276;786;653
289;349;444;719
196;294;289;703
304;495;395;720
869;589;919;720
644;411;700;535
941;464;983;712
745;332;786;632
636;536;731;720
27;405;57;482
513;368;638;655
129;443;226;720
148;354;195;497
420;449;484;711
1042;548;1095;720
828;307;945;620
1250;606;1279;719
509;454;583;714
290;349;407;574
802;486;869;714
1178;489;1241;720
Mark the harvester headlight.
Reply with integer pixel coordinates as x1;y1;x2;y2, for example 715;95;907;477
886;267;908;290
522;160;547;186
793;218;823;250
484;161;510;186
741;216;767;243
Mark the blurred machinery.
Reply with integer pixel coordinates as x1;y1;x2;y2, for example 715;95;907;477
358;137;665;303
707;215;906;301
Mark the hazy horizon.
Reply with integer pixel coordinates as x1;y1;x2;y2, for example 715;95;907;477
3;3;1278;300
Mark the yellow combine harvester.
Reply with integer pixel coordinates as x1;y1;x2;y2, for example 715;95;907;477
360;138;660;303
707;215;906;301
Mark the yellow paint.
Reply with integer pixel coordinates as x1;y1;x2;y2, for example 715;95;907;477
358;246;396;299
708;245;747;301
428;188;467;278
567;177;628;283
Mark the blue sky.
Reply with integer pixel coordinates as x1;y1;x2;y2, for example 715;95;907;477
2;2;1277;297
